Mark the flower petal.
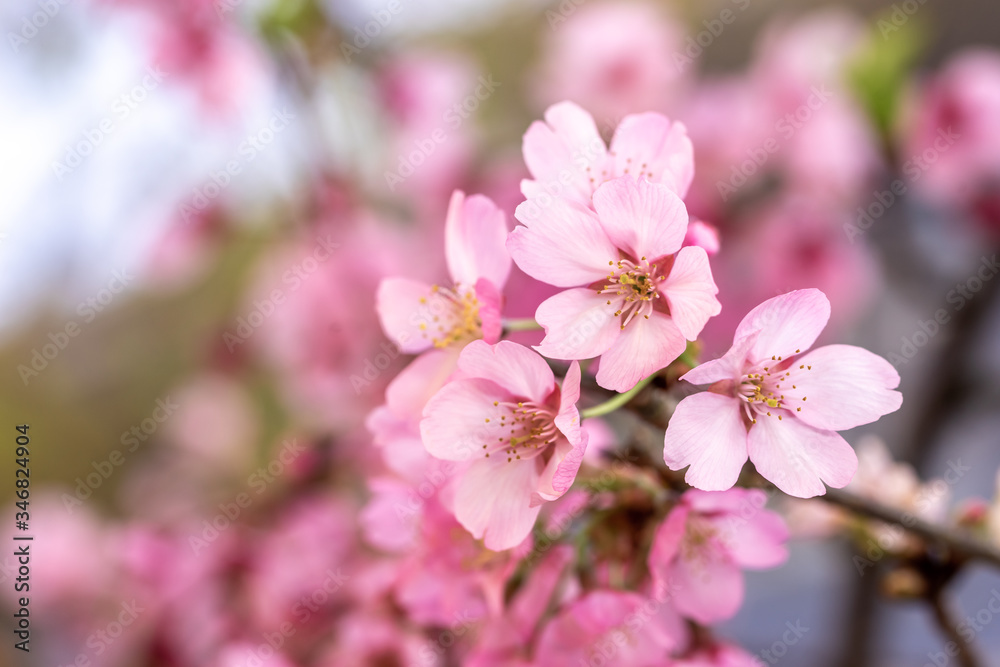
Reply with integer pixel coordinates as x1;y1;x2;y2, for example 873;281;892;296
385;348;461;418
660;246;721;340
375;277;440;353
609;112;695;197
663;392;749;491
475;278;503;345
445;190;512;289
748;413;858;498
455;458;542;551
521;101;606;206
595;312;686;392
421;377;508;461
735;289;831;363
711;506;789;570
680;331;759;386
672;543;744;624
510;198;618;287
534;288;621;360
457;340;555;403
535;362;587;504
789;344;903;431
592;176;688;261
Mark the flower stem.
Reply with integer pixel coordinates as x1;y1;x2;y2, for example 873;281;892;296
503;318;542;332
581;373;656;419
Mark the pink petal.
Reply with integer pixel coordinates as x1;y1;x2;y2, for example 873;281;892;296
735;289;831;363
609;113;695;197
509;199;618;287
683;219;720;255
445;190;512;289
534;288;622;360
454;458;542;551
672;545;744;624
596;313;686;392
592;176;688;261
663;392;749;491
421;377;507;461
475;278;503;344
457;340;555;403
533;433;588;506
748;413;858;498
711;508;789;570
680;331;759;386
521;101;606;206
508;545;574;640
385;348;460;418
659;246;721;340
789;344;903;431
375;277;439;354
649;504;689;577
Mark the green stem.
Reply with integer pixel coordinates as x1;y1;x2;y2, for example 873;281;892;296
580;373;656;419
678;350;699;369
503;318;542;332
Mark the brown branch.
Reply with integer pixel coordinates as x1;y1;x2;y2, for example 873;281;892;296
928;589;982;667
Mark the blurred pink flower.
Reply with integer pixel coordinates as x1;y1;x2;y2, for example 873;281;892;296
510;176;720;391
648;489;788;624
674;643;762;666
664;289;902;497
420;341;585;550
532;589;680;666
904;49;1000;230
532;2;687;125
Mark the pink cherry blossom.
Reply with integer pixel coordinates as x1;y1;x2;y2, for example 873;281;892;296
532;590;679;666
519;101;694;210
509;175;721;392
531;2;687;126
674;643;761;667
420;340;586;550
664;289;903;497
648;489;789;624
378;189;510;355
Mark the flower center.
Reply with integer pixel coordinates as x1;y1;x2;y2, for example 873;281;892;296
736;352;812;424
599;257;663;330
481;400;559;463
417;284;482;349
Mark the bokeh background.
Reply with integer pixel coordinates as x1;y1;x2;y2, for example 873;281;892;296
2;0;1000;665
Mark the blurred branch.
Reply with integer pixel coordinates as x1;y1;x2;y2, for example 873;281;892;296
928;588;982;667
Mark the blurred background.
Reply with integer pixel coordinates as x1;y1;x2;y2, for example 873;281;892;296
2;0;1000;665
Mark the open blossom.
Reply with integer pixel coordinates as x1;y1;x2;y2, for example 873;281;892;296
509;175;721;392
648;489;789;624
376;190;511;412
664;289;902;498
420;340;586;551
519;101;694;209
378;190;510;354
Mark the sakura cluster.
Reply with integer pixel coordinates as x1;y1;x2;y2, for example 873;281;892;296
24;0;1000;665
